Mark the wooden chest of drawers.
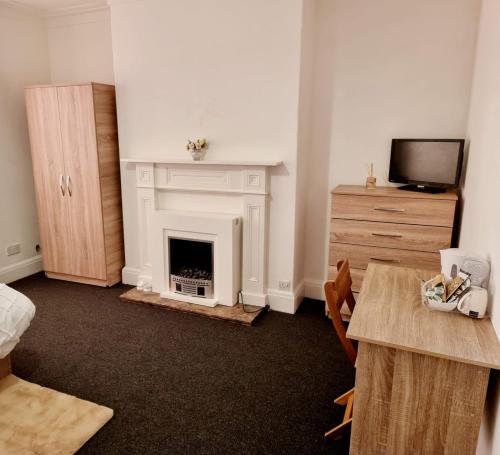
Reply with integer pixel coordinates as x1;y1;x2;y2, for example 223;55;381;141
329;185;458;294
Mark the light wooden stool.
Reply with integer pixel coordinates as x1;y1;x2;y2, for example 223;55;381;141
324;259;357;440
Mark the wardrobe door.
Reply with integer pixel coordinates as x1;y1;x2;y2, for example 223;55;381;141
25;87;73;275
57;85;107;280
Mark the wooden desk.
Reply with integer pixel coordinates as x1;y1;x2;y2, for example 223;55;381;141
347;264;500;455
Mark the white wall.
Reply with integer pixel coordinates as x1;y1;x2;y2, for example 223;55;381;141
460;1;500;453
0;3;50;283
294;0;316;300
47;8;114;85
303;0;482;294
110;0;306;311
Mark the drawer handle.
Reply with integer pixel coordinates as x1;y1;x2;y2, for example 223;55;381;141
59;175;66;196
373;207;406;212
369;257;401;263
371;232;403;238
66;175;72;197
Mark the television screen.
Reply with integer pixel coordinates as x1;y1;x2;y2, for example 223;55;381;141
389;139;464;188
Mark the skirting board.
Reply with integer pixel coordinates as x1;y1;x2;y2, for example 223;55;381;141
267;281;304;314
0;255;42;284
122;266;141;286
123;266;305;314
304;279;325;300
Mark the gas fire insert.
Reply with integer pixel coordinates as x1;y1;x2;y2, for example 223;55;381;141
169;238;214;299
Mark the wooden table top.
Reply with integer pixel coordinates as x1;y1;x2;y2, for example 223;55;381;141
347;264;500;369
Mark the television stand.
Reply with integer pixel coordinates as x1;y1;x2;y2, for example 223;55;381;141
397;184;447;194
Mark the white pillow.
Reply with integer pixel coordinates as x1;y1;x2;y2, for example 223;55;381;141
0;284;36;359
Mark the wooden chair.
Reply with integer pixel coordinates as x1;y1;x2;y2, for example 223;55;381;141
324;259;357;440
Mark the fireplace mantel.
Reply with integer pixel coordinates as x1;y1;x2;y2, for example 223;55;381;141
121;158;282;167
123;157;282;307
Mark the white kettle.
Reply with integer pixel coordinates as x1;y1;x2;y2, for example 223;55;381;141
440;248;490;287
457;287;488;319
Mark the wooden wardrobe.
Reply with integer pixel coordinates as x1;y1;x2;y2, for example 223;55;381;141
25;82;124;287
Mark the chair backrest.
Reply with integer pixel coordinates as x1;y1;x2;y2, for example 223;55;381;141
324;259;357;366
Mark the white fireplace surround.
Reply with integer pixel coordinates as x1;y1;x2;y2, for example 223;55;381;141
121;158;282;308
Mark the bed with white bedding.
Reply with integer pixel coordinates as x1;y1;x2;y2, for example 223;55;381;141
0;284;35;361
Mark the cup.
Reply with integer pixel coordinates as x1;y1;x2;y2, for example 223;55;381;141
457;286;488;318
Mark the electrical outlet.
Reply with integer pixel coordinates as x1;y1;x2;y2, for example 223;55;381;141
6;243;21;256
278;280;290;290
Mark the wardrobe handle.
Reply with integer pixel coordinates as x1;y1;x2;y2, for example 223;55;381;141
369;257;401;263
371;232;403;238
66;175;72;197
59;175;65;196
373;207;406;212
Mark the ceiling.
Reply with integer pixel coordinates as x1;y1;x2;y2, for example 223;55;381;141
12;0;107;14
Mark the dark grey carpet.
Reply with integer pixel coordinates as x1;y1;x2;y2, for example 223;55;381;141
9;273;354;455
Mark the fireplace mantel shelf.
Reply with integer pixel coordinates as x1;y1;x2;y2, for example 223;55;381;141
121;157;282;167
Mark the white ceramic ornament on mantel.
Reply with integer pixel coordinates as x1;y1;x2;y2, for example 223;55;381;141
186;139;207;161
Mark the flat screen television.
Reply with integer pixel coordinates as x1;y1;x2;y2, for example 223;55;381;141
389;139;464;193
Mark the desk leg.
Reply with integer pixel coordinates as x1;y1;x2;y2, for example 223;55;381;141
350;342;490;455
350;342;395;455
387;349;489;455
